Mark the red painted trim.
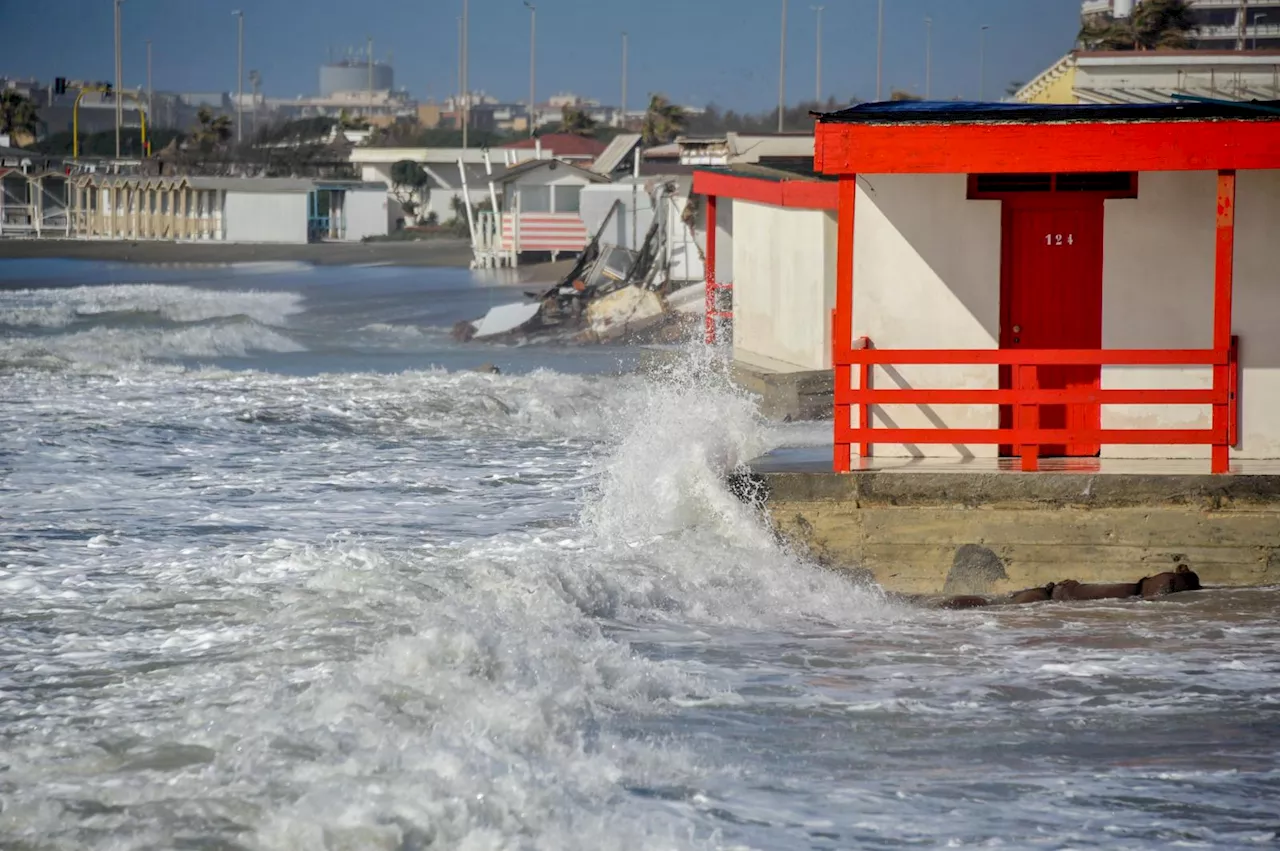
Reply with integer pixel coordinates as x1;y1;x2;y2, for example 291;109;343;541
705;194;718;345
1229;336;1240;449
833;177;857;472
816;121;1280;176
836;348;1228;366
967;172;1139;201
837;428;1223;446
692;170;839;210
836;388;1226;405
1213;170;1237;474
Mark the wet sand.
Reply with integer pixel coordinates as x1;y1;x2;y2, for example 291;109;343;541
0;238;475;268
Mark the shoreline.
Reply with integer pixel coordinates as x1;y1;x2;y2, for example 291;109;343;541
0;238;476;268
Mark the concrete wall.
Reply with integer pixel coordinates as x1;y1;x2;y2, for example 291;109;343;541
732;200;836;373
343;189;389;242
851;174;1003;457
1102;169;1280;460
223;191;308;243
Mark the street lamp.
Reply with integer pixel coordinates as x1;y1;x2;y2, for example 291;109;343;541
621;32;628;129
114;0;123;158
924;17;932;100
461;0;469;149
778;0;788;132
979;24;990;102
232;10;244;144
1254;13;1269;50
876;0;884;101
812;5;825;104
524;2;536;137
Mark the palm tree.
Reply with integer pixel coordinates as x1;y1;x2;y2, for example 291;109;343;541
1078;0;1196;50
558;106;597;137
641;94;686;145
0;91;40;144
192;106;234;150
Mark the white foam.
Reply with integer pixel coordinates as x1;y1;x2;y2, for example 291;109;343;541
0;283;305;328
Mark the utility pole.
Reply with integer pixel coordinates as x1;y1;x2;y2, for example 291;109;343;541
232;10;244;144
778;0;788;132
461;0;469;149
1239;0;1249;51
145;39;153;133
876;0;884;100
925;17;932;100
621;32;629;129
367;35;374;118
114;0;123;158
812;5;824;104
524;2;536;136
980;25;990;101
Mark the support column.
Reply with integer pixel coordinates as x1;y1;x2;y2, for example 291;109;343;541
704;194;718;344
834;175;856;473
1212;169;1236;475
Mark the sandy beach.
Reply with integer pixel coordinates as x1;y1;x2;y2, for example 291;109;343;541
0;237;476;268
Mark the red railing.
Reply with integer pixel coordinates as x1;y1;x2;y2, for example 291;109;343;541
834;334;1240;474
704;278;734;344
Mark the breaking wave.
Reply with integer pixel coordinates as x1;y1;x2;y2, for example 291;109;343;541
0;283;305;329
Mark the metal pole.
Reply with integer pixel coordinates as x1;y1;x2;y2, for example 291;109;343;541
980;25;990;101
462;0;469;149
621;32;628;128
876;0;884;101
778;0;787;132
146;39;152;127
114;0;122;159
233;10;244;144
925;17;932;100
525;2;536;136
813;5;824;104
367;35;374;118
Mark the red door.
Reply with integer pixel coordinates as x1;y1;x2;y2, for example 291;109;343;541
1001;194;1105;457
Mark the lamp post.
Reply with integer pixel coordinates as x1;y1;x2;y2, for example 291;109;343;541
924;17;932;100
1255;13;1269;50
146;39;152;129
621;31;628;129
778;0;787;132
812;5;825;104
114;0;123;158
979;24;990;102
232;10;244;144
524;2;536;136
461;0;469;149
876;0;884;100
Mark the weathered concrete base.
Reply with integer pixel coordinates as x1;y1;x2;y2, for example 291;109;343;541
730;363;833;422
750;470;1280;594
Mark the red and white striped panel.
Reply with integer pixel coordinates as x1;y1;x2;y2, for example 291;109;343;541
501;213;588;253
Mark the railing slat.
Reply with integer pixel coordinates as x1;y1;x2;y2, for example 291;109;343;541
836;388;1224;405
836;348;1226;366
837;428;1224;445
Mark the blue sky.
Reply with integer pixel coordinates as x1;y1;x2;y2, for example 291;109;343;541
3;0;1083;109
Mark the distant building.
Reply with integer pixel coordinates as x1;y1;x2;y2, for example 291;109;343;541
320;57;393;98
501;134;609;163
1082;0;1280;50
1016;49;1280;105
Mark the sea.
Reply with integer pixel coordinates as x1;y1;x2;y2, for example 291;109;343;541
2;259;1279;851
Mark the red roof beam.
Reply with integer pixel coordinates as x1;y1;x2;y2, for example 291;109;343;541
814;120;1280;176
693;170;838;210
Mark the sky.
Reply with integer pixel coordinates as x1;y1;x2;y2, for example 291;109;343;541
1;0;1084;110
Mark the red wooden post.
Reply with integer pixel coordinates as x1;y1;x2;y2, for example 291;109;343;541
1212;171;1236;474
704;194;718;345
1018;363;1040;472
833;176;857;473
1229;335;1240;449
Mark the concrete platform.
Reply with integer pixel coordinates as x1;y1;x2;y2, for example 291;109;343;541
743;447;1280;595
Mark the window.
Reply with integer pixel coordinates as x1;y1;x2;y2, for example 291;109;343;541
519;185;551;213
553;184;583;214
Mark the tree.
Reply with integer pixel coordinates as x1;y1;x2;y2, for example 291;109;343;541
889;89;923;102
192;106;233;151
641;94;687;145
390;159;430;222
558;105;597;137
1005;81;1027;98
1078;0;1196;50
1;90;39;144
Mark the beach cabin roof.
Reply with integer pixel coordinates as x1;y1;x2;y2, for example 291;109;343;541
813;99;1280;175
496;158;611;186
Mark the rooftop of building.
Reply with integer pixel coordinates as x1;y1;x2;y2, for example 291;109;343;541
816;98;1280;125
501;134;609;158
